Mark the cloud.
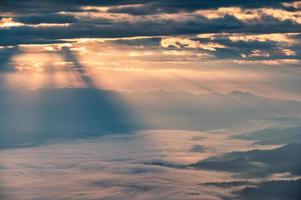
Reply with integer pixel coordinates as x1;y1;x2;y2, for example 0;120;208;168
0;1;300;101
0;0;296;15
161;37;227;51
0;17;24;27
1;13;300;47
0;1;300;46
0;129;236;200
15;14;77;25
106;1;298;15
190;145;207;153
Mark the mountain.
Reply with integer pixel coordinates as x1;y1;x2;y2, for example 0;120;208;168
123;90;301;130
0;88;142;148
237;179;301;200
190;143;301;176
0;88;301;148
237;126;301;145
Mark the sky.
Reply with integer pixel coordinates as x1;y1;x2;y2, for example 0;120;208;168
0;0;301;100
1;2;301;200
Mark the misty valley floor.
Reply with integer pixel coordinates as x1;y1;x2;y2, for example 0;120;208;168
1;121;300;200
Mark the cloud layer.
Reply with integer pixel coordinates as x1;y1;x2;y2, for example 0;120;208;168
0;1;301;100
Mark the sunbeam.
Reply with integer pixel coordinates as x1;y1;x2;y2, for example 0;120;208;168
0;1;301;199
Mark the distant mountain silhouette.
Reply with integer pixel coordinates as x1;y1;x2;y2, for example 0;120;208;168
190;143;301;177
237;126;301;145
124;90;301;130
237;179;301;200
1;88;301;148
0;88;142;148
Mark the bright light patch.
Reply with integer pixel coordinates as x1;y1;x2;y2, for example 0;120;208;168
0;17;24;27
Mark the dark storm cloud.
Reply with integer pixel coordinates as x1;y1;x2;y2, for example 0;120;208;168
111;37;161;47
108;0;297;15
0;0;300;62
0;0;296;15
15;14;77;25
1;14;301;46
0;0;141;15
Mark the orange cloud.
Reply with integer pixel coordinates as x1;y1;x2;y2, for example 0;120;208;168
0;17;23;27
161;37;226;51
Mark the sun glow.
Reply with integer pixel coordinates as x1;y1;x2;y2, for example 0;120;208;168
0;17;24;27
